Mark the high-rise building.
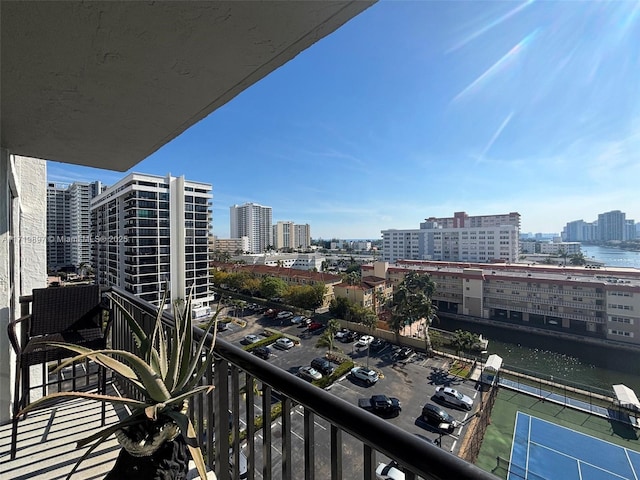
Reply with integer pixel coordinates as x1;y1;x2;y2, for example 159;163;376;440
230;202;272;254
46;181;105;271
272;221;311;250
562;219;597;242
598;210;628;241
293;224;311;250
383;211;520;263
273;221;294;250
91;173;213;309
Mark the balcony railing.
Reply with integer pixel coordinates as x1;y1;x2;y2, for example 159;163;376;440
108;287;495;480
5;288;496;479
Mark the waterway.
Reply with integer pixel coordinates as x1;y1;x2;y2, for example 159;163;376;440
580;244;640;269
436;317;640;395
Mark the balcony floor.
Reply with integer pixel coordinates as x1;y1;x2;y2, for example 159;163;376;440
0;387;121;480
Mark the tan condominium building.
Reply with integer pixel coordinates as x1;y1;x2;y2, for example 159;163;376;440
363;260;640;346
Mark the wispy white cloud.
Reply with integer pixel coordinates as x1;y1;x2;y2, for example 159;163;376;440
447;0;535;54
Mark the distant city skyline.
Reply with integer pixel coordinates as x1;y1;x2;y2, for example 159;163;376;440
46;1;640;239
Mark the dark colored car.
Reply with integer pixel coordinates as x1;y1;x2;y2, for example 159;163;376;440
311;357;335;375
398;346;414;359
338;330;359;343
421;403;458;432
370;338;388;352
252;346;271;360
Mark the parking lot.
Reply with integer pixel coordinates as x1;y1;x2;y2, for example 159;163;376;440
214;305;481;476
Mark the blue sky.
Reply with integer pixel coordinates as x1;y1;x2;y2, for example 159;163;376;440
47;1;640;240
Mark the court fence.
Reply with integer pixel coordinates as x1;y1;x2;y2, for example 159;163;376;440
498;364;621;413
459;382;499;463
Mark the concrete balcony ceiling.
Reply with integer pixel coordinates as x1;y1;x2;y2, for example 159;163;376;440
1;1;373;170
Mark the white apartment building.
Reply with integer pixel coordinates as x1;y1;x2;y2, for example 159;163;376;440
382;225;519;263
211;236;250;255
91;173;213;309
539;242;581;256
230;202;272;254
383;211;520;263
234;252;324;271
46;181;105;271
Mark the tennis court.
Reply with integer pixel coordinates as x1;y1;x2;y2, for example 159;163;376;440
508;412;640;479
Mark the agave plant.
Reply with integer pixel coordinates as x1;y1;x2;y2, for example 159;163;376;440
19;286;220;479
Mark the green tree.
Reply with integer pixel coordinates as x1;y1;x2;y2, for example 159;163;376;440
243;277;261;296
260;276;288;300
344;270;361;286
390;272;438;353
329;297;351;319
285;282;327;312
569;252;587;265
452;329;480;357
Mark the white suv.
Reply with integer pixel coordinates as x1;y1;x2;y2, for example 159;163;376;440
350;366;379;385
274;337;294;350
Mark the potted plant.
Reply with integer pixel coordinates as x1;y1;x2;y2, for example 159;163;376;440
19;287;221;480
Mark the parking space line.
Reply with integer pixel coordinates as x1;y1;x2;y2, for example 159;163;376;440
293;405;327;431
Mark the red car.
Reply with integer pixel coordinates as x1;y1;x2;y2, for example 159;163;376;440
307;321;324;331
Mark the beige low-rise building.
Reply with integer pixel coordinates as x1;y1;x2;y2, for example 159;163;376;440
363;260;640;346
333;275;393;314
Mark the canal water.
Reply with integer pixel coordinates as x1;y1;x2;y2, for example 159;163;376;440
436;317;640;394
580;244;640;269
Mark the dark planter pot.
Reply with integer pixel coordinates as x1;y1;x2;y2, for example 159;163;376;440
105;434;190;480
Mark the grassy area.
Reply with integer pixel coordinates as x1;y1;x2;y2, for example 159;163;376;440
449;360;472;378
475;388;640;478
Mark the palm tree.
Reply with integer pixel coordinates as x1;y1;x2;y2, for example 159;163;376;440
558;248;568;266
570;252;587;265
391;272;438;354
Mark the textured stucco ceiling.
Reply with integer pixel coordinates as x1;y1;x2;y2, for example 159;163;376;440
1;1;373;171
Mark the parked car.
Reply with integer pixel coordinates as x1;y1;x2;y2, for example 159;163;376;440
307;321;324;332
376;461;405;480
358;394;401;417
335;328;350;340
311;357;335;375
370;338;388;352
290;315;305;324
252;346;271;360
355;335;374;348
421;403;458;432
274;337;295;350
243;334;260;345
434;386;474;410
276;311;293;320
350;366;379;385
398;346;414;359
216;321;229;332
298;366;322;382
347;331;360;342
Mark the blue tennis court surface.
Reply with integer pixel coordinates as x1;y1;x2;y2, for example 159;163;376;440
508;412;640;479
